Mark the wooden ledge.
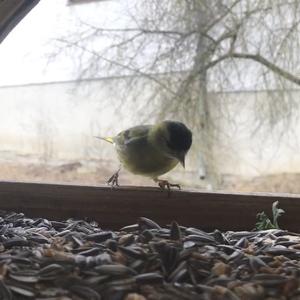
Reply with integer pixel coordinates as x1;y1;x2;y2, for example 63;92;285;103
0;181;299;231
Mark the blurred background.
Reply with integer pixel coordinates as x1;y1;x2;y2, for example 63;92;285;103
1;0;300;193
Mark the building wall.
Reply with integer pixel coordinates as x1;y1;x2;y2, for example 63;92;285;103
0;78;299;179
209;91;300;177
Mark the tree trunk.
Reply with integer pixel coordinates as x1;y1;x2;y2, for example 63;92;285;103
193;2;220;189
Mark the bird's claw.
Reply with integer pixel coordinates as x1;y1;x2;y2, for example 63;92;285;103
156;179;181;197
158;180;181;190
107;169;120;187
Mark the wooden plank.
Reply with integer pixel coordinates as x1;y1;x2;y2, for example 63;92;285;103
0;181;298;231
0;0;40;43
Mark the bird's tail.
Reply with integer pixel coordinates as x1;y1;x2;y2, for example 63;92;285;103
94;136;114;144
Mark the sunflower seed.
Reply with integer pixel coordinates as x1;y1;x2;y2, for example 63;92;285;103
94;264;137;276
70;285;101;300
0;210;299;299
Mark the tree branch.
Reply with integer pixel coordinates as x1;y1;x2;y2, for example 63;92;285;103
230;53;300;86
56;38;177;95
189;51;300;88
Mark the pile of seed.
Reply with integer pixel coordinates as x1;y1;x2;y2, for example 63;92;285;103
0;211;300;299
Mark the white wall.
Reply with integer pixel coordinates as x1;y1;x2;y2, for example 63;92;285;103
0;78;154;164
0;78;299;179
210;90;300;177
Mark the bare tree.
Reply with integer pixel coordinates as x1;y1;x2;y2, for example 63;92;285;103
53;0;300;187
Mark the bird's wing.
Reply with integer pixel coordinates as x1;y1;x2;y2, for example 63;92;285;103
114;125;151;148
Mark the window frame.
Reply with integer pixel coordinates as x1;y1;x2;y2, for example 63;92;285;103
0;0;39;44
0;0;298;232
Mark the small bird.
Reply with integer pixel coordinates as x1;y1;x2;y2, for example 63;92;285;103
95;120;192;192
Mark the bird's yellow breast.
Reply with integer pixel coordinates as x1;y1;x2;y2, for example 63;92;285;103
115;139;178;178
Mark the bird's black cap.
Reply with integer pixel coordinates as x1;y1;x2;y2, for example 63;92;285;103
165;121;192;152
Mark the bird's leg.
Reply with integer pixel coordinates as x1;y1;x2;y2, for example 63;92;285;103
107;166;121;187
154;178;181;196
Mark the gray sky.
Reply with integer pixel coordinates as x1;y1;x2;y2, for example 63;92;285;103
0;0;292;91
0;0;128;86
